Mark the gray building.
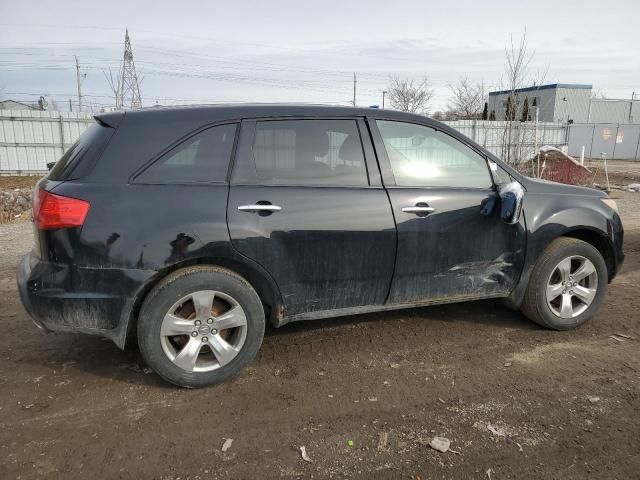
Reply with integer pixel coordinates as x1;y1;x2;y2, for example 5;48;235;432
588;98;640;123
0;99;38;111
488;83;592;123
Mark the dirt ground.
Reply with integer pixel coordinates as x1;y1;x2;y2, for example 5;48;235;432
583;159;640;188
1;197;639;479
0;176;39;190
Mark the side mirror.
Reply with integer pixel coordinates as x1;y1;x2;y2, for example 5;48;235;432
46;161;56;171
499;182;524;224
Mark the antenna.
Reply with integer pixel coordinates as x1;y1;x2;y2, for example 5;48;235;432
118;29;143;109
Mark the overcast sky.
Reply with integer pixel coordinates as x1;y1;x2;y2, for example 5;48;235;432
1;0;638;112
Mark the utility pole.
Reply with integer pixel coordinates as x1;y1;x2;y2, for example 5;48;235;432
534;105;540;178
352;73;357;107
75;56;83;112
69;98;73;112
382;90;387;109
629;92;636;122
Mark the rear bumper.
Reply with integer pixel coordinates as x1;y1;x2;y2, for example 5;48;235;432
17;253;50;333
16;252;153;349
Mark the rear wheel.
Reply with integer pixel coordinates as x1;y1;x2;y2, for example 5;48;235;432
138;266;265;387
521;237;608;330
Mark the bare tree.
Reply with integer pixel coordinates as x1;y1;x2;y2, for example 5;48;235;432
103;67;123;108
591;88;608;99
498;31;548;167
386;77;434;114
503;32;533;95
447;77;486;119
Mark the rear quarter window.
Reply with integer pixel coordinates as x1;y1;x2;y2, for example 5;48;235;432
48;122;115;181
135;124;237;184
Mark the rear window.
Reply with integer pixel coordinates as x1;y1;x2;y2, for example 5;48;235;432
136;124;237;184
48;122;115;180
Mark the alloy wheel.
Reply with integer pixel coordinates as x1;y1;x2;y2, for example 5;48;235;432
160;290;248;372
545;255;598;319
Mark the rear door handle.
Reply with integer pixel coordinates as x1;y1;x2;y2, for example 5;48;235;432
402;206;435;214
237;204;282;213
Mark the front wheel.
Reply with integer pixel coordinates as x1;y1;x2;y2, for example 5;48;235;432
521;237;608;330
137;266;265;387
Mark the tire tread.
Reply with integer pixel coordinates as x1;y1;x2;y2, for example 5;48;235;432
521;237;607;330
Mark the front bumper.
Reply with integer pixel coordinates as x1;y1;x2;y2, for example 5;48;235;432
610;212;625;279
16;252;153;349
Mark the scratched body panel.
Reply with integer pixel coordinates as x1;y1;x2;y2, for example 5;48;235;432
386;188;526;304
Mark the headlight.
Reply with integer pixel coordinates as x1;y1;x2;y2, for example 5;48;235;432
601;198;619;213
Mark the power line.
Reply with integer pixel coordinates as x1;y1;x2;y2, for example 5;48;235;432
0;46;393;82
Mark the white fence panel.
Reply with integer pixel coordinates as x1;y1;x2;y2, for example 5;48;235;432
0;110;94;174
443;120;568;162
2;113;637;175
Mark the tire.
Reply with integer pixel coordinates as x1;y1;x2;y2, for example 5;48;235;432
520;237;608;330
137;265;265;388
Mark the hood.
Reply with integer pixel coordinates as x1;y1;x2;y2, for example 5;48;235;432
519;176;606;197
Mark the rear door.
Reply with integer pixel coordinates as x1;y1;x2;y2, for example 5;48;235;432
370;118;526;305
227;117;396;318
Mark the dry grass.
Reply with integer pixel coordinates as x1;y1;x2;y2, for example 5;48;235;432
0;175;41;190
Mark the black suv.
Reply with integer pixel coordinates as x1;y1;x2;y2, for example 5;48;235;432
17;105;624;387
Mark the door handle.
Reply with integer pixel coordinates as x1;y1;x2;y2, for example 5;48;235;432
237;204;282;213
402;206;435;214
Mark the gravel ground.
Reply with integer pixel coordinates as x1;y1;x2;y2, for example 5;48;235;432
0;196;639;479
0;223;32;271
616;192;640;230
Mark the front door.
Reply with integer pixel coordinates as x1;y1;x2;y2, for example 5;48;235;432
370;119;526;305
227;118;396;317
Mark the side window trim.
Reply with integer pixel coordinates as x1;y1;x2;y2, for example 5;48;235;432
357;118;382;187
229;119;258;185
130;121;239;185
366;118;396;187
231;117;373;188
487;160;516;186
368;118;495;190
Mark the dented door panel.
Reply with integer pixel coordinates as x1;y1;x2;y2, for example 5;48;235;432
386;188;526;304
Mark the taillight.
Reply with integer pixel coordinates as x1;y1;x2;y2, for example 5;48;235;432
34;189;90;230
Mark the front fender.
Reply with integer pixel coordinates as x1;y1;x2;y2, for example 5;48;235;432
505;193;622;309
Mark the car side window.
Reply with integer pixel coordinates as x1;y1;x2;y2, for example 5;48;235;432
137;124;237;184
377;120;493;188
252;119;368;186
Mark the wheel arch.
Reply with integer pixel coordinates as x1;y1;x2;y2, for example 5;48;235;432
119;255;284;349
506;224;616;310
562;227;616;281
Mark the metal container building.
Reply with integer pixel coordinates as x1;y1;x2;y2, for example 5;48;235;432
488;83;593;123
